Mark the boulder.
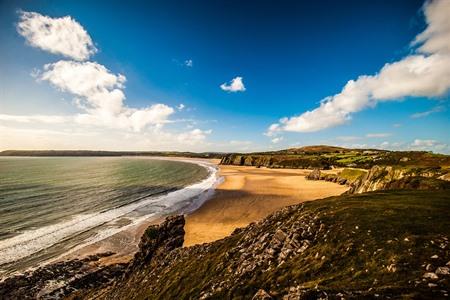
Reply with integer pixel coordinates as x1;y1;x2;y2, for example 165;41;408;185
306;168;321;180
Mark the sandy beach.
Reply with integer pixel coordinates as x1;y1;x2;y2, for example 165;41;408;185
183;165;348;246
63;160;347;264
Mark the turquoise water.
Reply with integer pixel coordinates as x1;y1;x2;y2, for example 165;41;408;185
0;157;214;276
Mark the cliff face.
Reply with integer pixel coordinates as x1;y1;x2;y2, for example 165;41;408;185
80;190;450;299
306;166;450;194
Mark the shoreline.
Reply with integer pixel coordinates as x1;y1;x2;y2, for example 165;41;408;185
0;156;221;278
63;161;348;266
4;158;347;274
54;156;222;266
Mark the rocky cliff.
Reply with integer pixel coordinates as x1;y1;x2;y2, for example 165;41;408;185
306;165;450;194
74;190;450;299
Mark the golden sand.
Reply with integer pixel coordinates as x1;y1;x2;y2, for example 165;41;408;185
183;165;348;246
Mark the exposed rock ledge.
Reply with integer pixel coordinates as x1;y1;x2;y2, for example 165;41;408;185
306;165;450;194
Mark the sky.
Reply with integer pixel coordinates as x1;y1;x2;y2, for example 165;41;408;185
0;0;449;153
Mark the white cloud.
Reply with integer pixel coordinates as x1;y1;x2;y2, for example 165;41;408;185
39;60;126;115
410;139;448;152
177;129;212;145
366;133;392;138
220;76;246;92
412;139;439;147
0;114;70;124
35;60;175;132
410;105;445;118
4;12;216;151
267;0;450;135
265;123;281;137
17;11;96;61
185;59;193;67
271;137;283;144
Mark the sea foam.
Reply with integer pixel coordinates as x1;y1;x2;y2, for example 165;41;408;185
0;159;219;267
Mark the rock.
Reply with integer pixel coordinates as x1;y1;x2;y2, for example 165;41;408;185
306;168;321;180
423;272;439;280
338;178;347;185
436;266;450;275
252;289;272;299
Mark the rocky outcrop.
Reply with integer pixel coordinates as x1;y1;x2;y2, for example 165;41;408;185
305;168;321;180
127;215;185;272
0;216;185;300
0;252;126;299
348;166;450;193
77;190;450;299
306;165;450;194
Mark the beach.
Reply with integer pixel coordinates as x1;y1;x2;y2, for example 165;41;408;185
65;160;347;265
184;164;348;246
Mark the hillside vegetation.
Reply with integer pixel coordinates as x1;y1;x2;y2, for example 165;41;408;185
220;145;450;170
73;190;450;299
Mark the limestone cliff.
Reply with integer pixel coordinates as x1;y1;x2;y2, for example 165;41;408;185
306;166;450;194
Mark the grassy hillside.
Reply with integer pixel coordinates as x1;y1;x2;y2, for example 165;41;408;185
221;146;450;170
83;190;450;299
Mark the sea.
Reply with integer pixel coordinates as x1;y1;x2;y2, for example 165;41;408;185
0;156;218;277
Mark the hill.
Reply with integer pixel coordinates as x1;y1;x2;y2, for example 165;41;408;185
3;190;449;299
220;146;450;170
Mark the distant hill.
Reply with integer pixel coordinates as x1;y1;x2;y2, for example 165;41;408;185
220;145;450;170
0;150;224;159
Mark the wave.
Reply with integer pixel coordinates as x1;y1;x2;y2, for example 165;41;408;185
0;159;219;267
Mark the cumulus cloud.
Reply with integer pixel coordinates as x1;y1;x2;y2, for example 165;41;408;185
410;105;445;118
39;61;126;115
184;59;193;67
267;0;450;135
177;103;185;110
33;60;174;132
17;11;96;61
220;76;246;92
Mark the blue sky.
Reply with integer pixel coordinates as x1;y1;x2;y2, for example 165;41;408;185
0;0;449;152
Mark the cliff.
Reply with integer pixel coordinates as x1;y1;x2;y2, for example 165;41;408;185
220;146;450;170
306;165;450;194
75;190;450;299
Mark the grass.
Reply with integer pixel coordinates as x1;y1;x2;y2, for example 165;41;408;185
338;168;367;182
92;190;450;299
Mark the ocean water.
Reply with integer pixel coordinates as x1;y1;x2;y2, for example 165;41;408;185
0;157;217;276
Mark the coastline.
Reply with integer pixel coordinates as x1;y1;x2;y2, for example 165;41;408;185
184;165;348;246
56;156;222;266
62;160;347;266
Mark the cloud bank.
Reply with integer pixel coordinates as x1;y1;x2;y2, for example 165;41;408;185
220;76;246;92
268;0;450;135
17;11;97;61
